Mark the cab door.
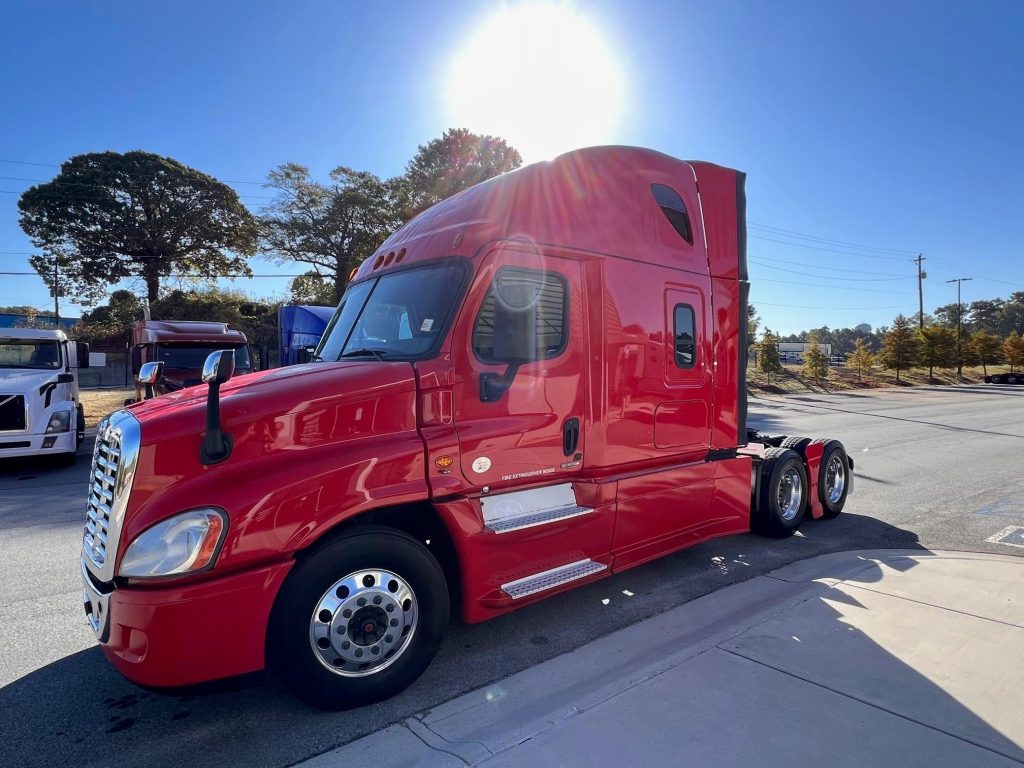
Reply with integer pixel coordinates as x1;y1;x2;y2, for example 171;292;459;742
451;246;587;491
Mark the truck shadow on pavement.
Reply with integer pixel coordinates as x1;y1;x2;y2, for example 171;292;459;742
2;514;1020;767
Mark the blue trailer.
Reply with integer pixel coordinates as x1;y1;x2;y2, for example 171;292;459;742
278;305;335;366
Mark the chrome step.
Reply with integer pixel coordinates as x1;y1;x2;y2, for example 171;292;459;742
488;504;594;534
501;559;607;600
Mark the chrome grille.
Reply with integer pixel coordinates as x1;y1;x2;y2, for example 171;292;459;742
82;411;141;582
84;433;120;568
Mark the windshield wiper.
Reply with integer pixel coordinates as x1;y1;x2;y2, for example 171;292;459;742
339;348;386;360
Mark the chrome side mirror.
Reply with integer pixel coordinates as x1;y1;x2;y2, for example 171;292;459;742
200;350;235;465
137;361;164;385
202;350;235;384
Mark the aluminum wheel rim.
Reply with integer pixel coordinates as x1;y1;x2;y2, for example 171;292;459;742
778;467;803;522
309;568;418;678
825;455;846;504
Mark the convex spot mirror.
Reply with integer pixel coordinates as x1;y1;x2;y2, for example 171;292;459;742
202;350;235;385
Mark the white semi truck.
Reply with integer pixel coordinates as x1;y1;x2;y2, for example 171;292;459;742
0;328;90;462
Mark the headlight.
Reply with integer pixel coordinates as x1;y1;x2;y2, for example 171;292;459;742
119;508;227;578
45;410;71;433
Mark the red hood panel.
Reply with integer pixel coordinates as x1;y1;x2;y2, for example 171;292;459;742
126;362;417;444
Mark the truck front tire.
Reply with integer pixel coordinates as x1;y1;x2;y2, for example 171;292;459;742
267;526;449;710
753;447;807;538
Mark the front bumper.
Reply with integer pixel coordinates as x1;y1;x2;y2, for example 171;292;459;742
0;430;75;457
82;557;293;687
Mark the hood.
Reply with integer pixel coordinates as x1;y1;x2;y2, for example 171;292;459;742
0;368;64;394
126;360;418;444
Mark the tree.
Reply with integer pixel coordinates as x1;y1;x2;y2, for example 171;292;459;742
970;329;1003;376
747;304;759;341
757;328;783;383
403;128;522;216
968;299;1005;333
960;330;980;368
81;289;144;327
1003;295;1024;337
933;303;964;329
846;337;874;382
260;164;403;303
917;324;956;379
18;151;258;304
1004;331;1024;373
0;305;55;316
69;289;144;347
801;333;829;383
289;271;337;305
878;314;919;382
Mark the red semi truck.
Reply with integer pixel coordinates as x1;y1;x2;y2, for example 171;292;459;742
81;147;852;709
127;319;253;400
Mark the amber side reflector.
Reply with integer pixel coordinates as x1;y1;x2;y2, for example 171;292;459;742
434;455;454;469
349;267;358;280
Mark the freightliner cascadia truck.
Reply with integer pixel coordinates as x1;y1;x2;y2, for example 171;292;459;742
81;147;852;709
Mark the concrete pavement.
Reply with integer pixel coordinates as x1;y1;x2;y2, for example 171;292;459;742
304;550;1024;767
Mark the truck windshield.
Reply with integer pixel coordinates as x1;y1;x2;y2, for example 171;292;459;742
317;261;466;362
0;340;62;370
156;344;252;370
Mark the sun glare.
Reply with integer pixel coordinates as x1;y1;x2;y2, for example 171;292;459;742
447;2;625;162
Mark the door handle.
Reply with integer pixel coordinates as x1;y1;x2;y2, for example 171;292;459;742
562;417;580;457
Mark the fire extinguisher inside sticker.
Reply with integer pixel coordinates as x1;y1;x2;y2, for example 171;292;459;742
472;457;491;474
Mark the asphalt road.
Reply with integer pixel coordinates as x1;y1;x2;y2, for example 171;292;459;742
1;385;1022;768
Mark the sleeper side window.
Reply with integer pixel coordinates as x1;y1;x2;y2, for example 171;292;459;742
674;304;696;368
473;267;569;363
651;183;694;245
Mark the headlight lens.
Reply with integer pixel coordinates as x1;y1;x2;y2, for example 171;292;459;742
119;508;226;578
45;410;71;433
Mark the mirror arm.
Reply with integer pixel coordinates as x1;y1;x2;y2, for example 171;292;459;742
480;362;522;403
200;380;233;465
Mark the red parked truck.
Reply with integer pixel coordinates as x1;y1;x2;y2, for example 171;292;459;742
127;319;253;400
81;147;852;709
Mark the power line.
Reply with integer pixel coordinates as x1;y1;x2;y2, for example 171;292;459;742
754;277;908;295
748;233;912;261
749;253;910;277
747;221;916;256
0;174;278;199
749;258;913;282
0;274;311;280
0;157;267;185
0;187;273;202
754;301;906;311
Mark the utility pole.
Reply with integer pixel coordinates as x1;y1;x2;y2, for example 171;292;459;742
52;257;60;328
946;277;972;382
913;254;926;329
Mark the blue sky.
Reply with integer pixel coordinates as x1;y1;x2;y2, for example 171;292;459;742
1;0;1021;335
